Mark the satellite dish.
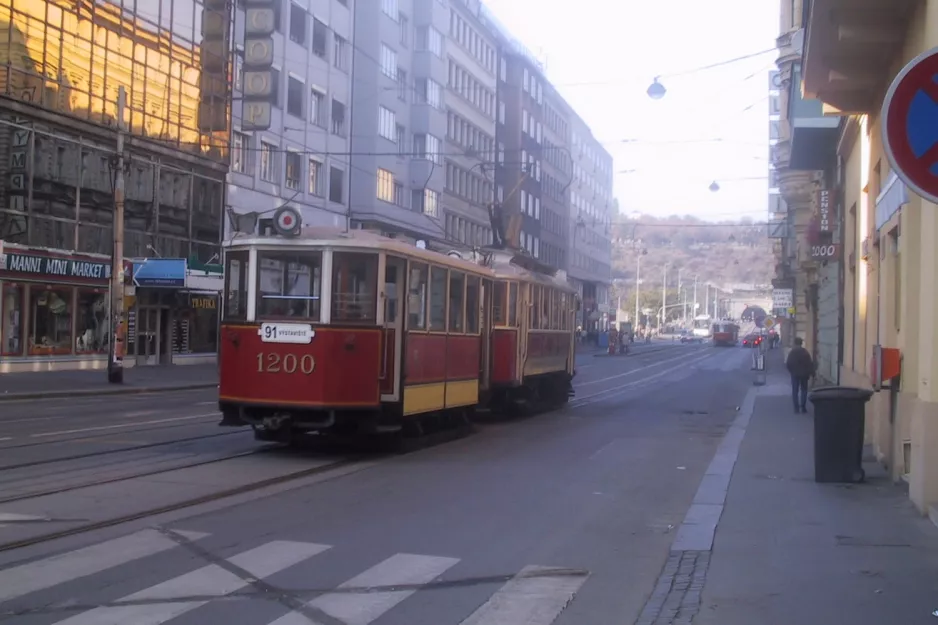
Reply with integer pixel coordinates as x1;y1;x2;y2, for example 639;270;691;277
272;206;302;237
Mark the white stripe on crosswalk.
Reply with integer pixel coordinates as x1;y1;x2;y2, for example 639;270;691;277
0;529;209;604
457;565;589;625
268;553;460;625
49;541;330;625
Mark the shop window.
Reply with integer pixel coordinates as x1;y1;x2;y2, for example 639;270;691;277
407;262;428;330
331;252;378;324
29;286;72;355
224;251;248;320
182;295;219;354
465;276;480;334
2;284;23;356
492;280;506;326
448;271;465;332
429;266;447;331
257;251;322;320
75;289;108;353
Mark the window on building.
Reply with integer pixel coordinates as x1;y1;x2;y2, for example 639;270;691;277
378;106;396;141
417;26;443;56
287;76;304;118
29;286;72;355
380;44;397;79
312;19;328;58
183;295;219;355
285;152;301;190
260;141;277;182
413;134;442;164
416;78;442;108
377;168;394;202
407;263;428;330
393;181;406;206
329;167;345;204
399;12;409;46
2;283;23;356
331;99;346;135
334;35;348;71
289;3;306;45
332;252;379;324
417;189;439;217
231;131;250;173
309;158;323;195
310;88;325;126
269;68;281;107
382;0;398;19
395;124;406;151
256;251;322;320
397;67;408;100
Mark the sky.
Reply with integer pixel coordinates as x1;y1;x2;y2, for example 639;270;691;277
484;0;780;223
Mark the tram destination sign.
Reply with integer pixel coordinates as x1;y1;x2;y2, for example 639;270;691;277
2;252;111;280
258;322;315;344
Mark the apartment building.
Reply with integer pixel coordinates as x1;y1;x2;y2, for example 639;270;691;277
568;114;614;332
490;38;548;260
0;0;232;371
441;0;497;248
540;84;573;272
228;0;353;235
348;0;450;241
788;0;938;514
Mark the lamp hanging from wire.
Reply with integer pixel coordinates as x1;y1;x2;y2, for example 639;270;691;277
646;48;777;100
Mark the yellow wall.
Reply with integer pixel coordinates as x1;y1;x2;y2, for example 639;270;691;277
0;0;227;153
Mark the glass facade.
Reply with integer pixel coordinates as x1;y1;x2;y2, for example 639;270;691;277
0;0;231;159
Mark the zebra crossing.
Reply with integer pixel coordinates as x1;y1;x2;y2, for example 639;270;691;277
0;528;590;625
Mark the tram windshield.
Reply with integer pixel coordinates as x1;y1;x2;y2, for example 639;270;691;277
256;251;323;319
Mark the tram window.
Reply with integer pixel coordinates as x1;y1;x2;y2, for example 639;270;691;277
332;252;379;324
492;281;507;326
448;271;465;333
508;282;518;326
407;263;428;330
465;276;480;334
531;285;540;329
256;251;322;320
224;251;248;320
560;293;568;330
429;266;447;331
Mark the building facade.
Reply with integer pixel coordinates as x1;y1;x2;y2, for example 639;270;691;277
567;114;614;332
441;0;497;248
790;0;938;514
227;0;353;235
0;0;231;372
540;84;572;272
348;0;449;241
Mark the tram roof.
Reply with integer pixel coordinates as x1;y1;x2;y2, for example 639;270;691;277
226;228;495;276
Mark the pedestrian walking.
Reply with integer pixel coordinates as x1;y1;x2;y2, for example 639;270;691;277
785;337;815;413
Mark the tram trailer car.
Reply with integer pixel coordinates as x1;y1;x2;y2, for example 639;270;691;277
217;227;578;442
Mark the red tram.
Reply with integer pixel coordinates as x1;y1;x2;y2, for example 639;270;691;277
218;226;578;441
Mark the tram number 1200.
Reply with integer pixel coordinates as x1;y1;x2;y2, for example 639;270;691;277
256;352;315;374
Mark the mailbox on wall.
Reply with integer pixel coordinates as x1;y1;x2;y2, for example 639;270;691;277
871;344;901;392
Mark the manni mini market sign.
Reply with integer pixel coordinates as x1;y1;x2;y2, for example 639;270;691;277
2;252;111;281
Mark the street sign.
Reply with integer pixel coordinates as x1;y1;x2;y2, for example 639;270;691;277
772;288;793;309
883;46;938;204
764;317;775;329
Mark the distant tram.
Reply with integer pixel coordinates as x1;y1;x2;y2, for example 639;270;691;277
712;321;740;346
217;212;578;442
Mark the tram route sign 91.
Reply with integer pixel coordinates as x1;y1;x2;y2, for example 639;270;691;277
883;46;938;204
258;322;316;344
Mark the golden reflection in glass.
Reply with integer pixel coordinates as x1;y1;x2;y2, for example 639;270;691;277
0;0;228;160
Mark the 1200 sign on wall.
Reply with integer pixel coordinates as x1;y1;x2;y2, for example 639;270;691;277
810;244;841;260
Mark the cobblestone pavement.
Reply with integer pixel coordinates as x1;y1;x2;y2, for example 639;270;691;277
635;550;710;625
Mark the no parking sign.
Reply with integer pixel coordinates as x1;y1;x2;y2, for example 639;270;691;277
883;47;938;204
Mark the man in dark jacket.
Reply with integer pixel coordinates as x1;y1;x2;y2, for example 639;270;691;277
786;337;815;413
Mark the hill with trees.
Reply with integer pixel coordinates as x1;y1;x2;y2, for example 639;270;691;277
609;214;772;317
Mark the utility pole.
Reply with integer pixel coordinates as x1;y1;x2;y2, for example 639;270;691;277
634;252;642;327
682;288;687;323
108;86;127;384
692;275;698;320
661;263;668;328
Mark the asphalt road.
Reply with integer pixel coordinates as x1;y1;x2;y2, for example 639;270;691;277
0;342;754;625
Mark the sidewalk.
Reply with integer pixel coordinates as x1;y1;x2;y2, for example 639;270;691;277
696;355;938;625
0;364;217;401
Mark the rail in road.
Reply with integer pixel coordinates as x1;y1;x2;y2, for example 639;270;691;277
0;344;731;554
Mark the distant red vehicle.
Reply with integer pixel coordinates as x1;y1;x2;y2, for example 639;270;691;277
712;322;740;347
742;333;763;348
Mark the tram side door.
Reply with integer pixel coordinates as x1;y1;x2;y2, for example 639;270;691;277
381;255;407;402
479;278;493;390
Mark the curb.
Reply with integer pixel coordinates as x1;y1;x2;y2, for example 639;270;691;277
0;383;218;402
591;344;677;357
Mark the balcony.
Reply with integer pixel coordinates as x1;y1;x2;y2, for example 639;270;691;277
802;0;916;114
789;63;840;170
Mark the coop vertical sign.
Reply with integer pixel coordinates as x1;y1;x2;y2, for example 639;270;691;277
882;46;938;204
198;0;232;132
242;0;277;131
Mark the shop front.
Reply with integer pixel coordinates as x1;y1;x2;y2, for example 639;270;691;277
0;245;222;372
0;244;113;372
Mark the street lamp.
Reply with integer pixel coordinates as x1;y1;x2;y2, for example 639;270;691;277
709;181;720;192
645;48;776;100
646;78;666;100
